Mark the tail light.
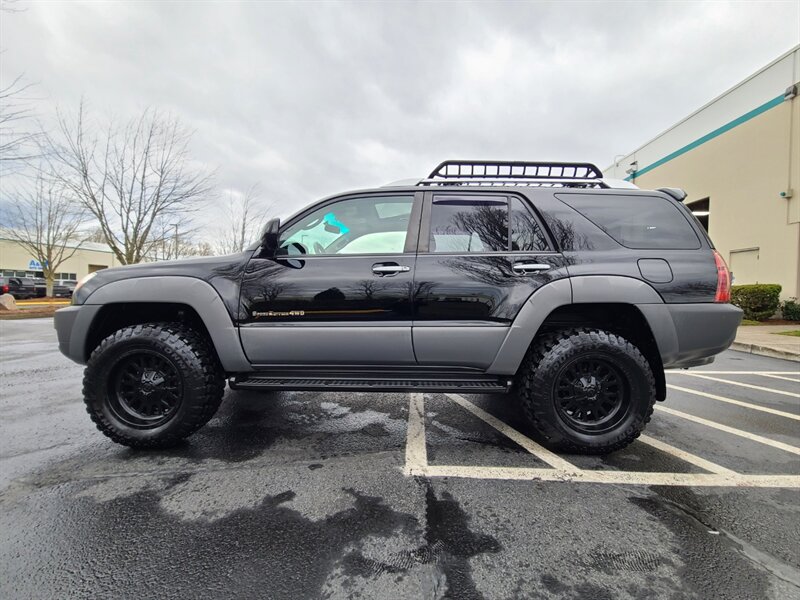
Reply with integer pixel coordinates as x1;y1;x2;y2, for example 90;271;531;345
1;285;7;294
713;250;731;303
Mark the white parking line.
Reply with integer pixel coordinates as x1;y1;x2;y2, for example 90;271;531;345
445;393;577;471
757;373;800;383
674;373;800;399
667;371;799;375
417;465;800;488
655;405;800;455
666;384;800;421
637;434;736;474
405;393;427;473
403;393;800;488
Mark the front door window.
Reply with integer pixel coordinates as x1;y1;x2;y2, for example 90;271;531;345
279;195;414;256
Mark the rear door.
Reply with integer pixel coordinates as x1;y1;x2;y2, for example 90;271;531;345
411;191;567;368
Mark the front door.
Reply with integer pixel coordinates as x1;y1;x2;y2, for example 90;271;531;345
411;192;566;368
239;192;421;365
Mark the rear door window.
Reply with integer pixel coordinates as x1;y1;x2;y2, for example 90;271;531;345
428;196;508;252
557;194;701;250
428;195;552;253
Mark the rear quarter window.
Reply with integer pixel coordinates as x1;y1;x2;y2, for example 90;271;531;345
557;194;701;250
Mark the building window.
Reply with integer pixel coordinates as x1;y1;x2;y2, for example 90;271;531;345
688;197;709;232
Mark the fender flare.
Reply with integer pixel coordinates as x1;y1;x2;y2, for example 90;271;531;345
81;276;251;372
486;276;669;375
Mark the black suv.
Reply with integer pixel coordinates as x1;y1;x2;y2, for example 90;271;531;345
54;161;742;453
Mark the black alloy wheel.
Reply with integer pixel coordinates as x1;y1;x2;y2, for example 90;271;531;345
516;328;656;454
553;355;629;435
83;323;225;448
108;350;184;428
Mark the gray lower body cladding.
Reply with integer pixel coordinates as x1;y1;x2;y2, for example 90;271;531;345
54;305;101;364
54;276;253;373
637;302;742;368
55;296;742;377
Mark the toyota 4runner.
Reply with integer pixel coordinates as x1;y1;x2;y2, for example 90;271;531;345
54;160;742;453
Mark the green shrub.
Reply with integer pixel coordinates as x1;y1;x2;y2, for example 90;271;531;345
782;297;800;321
730;284;781;321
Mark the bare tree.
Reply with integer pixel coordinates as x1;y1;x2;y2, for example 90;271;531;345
189;240;214;256
144;223;213;261
1;174;87;296
83;226;108;244
0;74;38;173
214;184;270;255
47;102;213;264
353;279;386;300
0;1;37;173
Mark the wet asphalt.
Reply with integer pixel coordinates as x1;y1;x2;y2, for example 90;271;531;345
1;318;799;599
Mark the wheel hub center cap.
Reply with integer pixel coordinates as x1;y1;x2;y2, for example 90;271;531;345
140;370;165;395
577;376;600;400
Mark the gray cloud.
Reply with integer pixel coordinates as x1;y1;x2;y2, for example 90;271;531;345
1;0;798;230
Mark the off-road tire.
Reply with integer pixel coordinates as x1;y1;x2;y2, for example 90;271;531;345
517;328;656;454
83;322;225;448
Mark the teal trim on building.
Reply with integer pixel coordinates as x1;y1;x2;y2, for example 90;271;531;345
625;94;786;181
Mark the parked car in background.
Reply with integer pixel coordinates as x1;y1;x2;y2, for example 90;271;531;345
0;276;37;299
32;278;47;298
54;280;77;298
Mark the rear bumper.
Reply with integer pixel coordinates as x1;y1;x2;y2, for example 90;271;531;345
53;305;101;365
637;303;743;369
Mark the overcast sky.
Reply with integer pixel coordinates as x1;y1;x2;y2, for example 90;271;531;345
1;0;799;227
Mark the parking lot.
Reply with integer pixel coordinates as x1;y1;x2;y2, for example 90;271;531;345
1;318;798;599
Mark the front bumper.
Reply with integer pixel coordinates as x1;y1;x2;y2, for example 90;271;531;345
637;303;743;369
54;305;102;365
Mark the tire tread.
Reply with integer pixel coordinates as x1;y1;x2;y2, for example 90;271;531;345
517;327;656;455
83;322;225;448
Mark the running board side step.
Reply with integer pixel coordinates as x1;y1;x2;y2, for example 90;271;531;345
230;375;513;394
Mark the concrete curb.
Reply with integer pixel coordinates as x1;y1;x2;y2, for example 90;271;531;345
730;341;800;363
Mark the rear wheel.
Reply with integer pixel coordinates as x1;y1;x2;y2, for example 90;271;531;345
83;323;225;448
516;328;656;454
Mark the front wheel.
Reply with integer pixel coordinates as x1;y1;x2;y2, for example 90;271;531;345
517;328;656;454
83;323;225;448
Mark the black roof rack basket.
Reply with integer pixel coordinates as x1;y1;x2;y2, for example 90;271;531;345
420;160;607;188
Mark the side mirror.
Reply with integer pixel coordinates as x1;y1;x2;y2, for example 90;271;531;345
260;218;280;256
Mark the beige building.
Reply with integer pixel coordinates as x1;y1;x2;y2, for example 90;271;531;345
606;45;800;300
0;238;119;281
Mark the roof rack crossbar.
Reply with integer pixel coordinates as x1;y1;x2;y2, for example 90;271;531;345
420;160;606;188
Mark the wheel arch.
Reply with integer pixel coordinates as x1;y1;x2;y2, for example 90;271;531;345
487;276;667;402
77;276;251;372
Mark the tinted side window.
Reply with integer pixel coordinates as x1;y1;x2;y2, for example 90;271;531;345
429;196;508;252
558;194;701;250
279;195;413;255
510;197;549;252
